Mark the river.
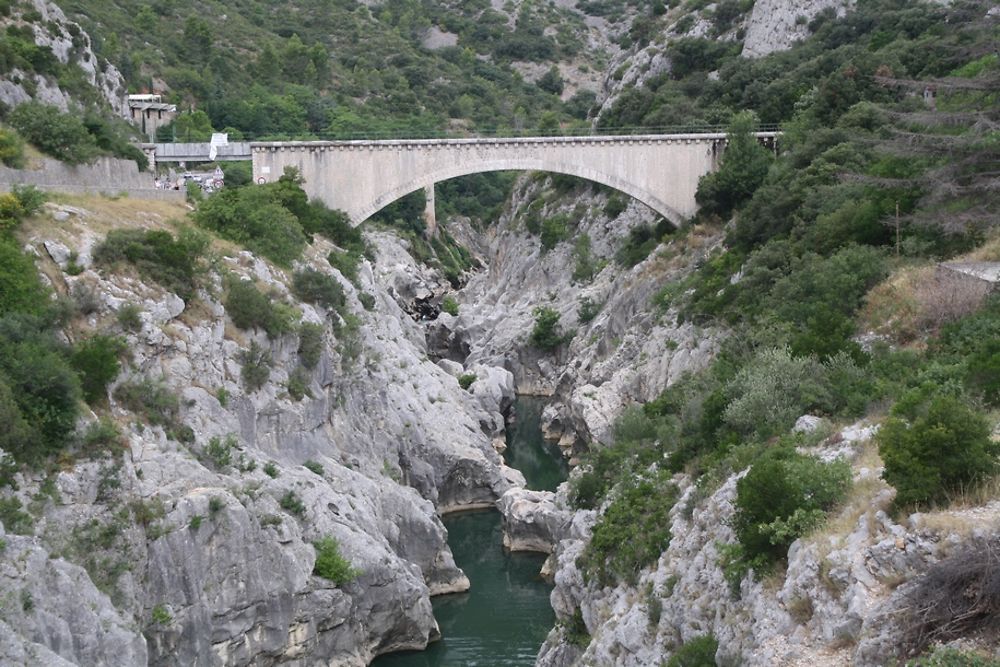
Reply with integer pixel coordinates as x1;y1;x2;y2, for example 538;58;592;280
371;396;567;666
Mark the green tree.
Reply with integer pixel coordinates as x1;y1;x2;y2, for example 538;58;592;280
695;111;773;218
878;393;999;508
173;110;214;142
8;102;98;164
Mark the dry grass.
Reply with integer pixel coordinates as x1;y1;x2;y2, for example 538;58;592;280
859;263;992;344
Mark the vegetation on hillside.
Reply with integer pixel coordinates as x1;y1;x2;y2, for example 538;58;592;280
576;0;1000;599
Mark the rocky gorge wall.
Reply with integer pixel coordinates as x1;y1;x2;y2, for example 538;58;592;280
0;200;525;666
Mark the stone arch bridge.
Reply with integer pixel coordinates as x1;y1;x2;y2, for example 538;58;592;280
250;132;778;228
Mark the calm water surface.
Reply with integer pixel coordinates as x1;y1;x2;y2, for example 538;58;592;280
372;396;566;667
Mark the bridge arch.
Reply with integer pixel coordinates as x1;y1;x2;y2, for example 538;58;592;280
251;134;779;228
353;158;686;227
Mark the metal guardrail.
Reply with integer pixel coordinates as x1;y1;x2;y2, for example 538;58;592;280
147;124;783;144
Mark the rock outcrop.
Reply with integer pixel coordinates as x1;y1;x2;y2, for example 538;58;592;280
2;201;520;665
742;0;855;59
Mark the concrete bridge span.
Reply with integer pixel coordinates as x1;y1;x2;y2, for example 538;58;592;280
250;133;779;227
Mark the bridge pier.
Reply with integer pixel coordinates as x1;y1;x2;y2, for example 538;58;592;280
423;183;436;237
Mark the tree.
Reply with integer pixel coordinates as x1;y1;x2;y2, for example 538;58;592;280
695;111;773;218
8;102;98;164
878;393;999;507
538;66;564;95
173;110;214;142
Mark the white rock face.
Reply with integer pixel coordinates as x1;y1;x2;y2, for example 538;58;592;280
534;421;995;666
0;1;126;112
4;208;524;665
742;0;855;58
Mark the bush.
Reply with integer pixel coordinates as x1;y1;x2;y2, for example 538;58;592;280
0;127;24;168
0;236;49;316
279;490;305;517
194;182;307;266
116;303;142;331
291;268;346;312
878;392;998;508
0;315;81;461
578;296;600;324
297;322;324;369
327;249;362;285
722;347;829;439
604;195;626;219
540;214;569;251
531;306;571;351
908;648;1000;667
8;102;98;164
572;233;596;282
79;418;122;454
303;460;324;475
71;335;127;404
582;473;678;585
93;227;208;301
113;377;185;439
441;295;459;316
203;434;236;469
0;496;33;534
313;536;359;585
458;373;477;390
263;461;279;478
239;341;272;391
225;280;296;338
695;111;773;219
667;634;718;667
899;537;1000;661
286;365;312;400
732;447;851;569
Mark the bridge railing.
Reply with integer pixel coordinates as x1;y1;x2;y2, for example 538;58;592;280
149;124;782;143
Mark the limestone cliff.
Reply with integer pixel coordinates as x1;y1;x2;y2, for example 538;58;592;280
0;198;521;666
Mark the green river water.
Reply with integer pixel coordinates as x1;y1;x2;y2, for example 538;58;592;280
371;396;567;667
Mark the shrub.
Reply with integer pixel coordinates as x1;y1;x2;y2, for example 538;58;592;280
732;447;851;569
615;219;671;268
239;341;272;391
11;185;44;218
540;214;569;251
458;373;477;390
357;292;375;311
0;236;49;315
291;268;346;312
93;227;207;301
0;496;33;534
303;460;324;475
113;377;185;439
722;347;829;439
8;102;98;164
907;648;1000;667
667;634;718;667
116;303;142;331
203;434;236;469
279;490;306;517
604;195;626;219
71;334;127;404
0;315;81;461
297;322;324;369
263;461;279;478
225;280;296;338
79;418;123;455
151;604;171;625
582;474;678;585
441;295;459;316
898;537;1000;661
286;366;312;400
695;110;773;218
572;233;596;282
578;296;600;324
0;127;25;168
313;536;359;585
327;249;361;285
530;306;571;351
208;496;224;514
878;393;998;508
194;185;307;266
